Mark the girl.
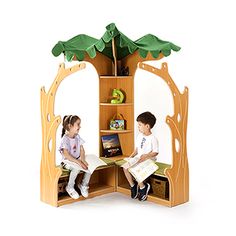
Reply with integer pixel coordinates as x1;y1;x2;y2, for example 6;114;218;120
59;115;91;199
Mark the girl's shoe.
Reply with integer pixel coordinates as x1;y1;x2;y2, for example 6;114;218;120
78;184;89;198
65;186;80;199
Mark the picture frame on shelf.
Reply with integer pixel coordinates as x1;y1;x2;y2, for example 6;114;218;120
109;113;125;130
101;134;123;157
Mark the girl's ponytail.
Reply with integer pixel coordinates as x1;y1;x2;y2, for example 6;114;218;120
61;115;69;138
61;127;66;138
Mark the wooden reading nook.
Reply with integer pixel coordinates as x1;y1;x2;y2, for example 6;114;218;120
40;23;189;207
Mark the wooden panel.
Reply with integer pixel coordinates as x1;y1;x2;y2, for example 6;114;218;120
40;63;86;207
83;52;112;75
99;166;116;186
117;105;133;130
99;106;117;130
117;166;129;186
100;103;133;106
138;62;189;207
116;76;133;103
118;132;134;156
99;77;117;103
58;184;115;207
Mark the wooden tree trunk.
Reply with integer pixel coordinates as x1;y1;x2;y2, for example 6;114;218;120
138;62;189;206
40;63;86;206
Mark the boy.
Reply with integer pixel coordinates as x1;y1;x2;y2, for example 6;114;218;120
123;111;159;201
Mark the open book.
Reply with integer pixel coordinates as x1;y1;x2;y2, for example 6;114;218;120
122;156;158;183
63;154;107;174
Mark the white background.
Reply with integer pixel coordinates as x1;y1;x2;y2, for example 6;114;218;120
1;0;236;235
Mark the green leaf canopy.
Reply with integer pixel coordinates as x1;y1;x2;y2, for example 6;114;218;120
52;23;181;61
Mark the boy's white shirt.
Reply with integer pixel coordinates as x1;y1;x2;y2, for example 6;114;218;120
136;133;159;161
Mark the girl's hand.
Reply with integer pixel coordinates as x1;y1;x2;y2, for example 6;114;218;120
77;159;88;170
80;158;89;168
82;160;89;167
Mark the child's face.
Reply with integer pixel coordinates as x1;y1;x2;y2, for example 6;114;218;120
69;119;81;136
137;121;150;134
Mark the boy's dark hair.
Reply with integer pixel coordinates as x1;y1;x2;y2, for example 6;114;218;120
61;115;80;137
136;112;156;129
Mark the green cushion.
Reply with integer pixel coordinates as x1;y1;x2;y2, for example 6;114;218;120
115;159;171;177
115;159;126;166
154;162;171;176
59;158;116;177
59;159;171;177
60;167;70;177
99;157;116;165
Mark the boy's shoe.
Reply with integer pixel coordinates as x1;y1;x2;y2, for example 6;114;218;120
78;184;89;198
65;186;80;199
138;183;150;201
131;182;139;199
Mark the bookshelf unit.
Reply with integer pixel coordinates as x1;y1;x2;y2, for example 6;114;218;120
99;75;134;160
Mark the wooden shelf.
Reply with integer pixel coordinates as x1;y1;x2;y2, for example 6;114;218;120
58;183;115;207
117;184;171;207
100;155;127;161
99;74;134;158
147;194;171;207
100;129;133;133
99;76;133;79
100;103;133;106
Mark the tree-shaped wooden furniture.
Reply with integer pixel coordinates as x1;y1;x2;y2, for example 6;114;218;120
41;23;189;207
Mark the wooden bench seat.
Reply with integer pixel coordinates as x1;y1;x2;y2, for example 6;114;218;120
59;157;116;177
59;157;171;178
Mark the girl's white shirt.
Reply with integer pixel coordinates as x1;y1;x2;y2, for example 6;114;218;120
59;134;85;161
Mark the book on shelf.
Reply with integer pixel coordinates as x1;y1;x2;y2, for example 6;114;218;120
101;134;122;157
122;156;158;183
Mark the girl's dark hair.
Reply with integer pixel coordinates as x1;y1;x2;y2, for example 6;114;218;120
136;111;156;129
61;115;80;137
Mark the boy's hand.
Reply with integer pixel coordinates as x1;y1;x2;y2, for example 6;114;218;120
137;154;147;163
